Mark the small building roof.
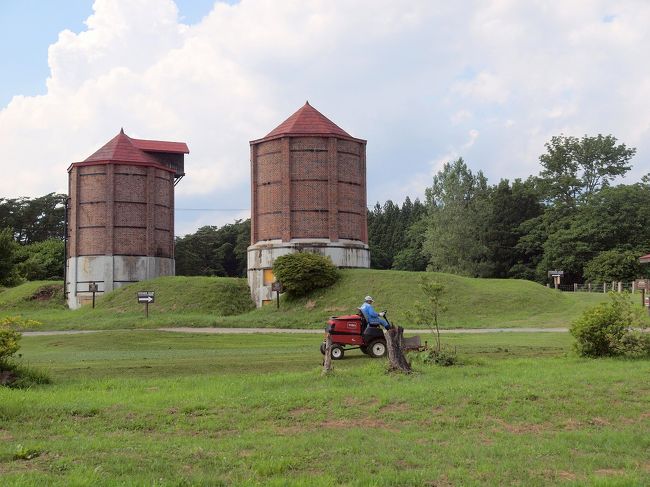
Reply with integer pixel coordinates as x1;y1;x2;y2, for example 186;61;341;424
130;138;189;154
640;253;650;264
251;102;365;143
69;129;188;173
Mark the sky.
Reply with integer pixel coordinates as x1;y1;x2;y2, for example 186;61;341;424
1;0;649;237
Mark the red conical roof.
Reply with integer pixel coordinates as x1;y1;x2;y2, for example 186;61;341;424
256;102;362;142
83;129;159;164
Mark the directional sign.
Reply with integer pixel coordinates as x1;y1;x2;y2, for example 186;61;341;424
271;281;283;293
137;291;155;304
547;270;564;277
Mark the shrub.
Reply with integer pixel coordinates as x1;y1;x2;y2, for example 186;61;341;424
0;326;20;360
272;252;340;297
409;347;459;366
570;293;649;358
1;316;49;388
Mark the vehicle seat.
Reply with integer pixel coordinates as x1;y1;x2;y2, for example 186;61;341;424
357;308;369;333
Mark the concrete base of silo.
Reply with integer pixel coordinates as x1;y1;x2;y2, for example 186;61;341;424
247;239;370;307
66;255;175;309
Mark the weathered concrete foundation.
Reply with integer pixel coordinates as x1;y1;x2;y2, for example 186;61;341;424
66;255;174;309
247;239;369;307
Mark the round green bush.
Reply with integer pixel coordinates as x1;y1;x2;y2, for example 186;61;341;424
272;252;340;297
570;293;648;358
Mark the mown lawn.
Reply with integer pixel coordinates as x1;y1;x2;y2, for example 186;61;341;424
1;331;649;486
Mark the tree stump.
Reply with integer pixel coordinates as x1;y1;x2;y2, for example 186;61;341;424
321;333;333;375
383;326;412;373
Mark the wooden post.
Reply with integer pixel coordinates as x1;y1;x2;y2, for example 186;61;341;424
322;333;333;375
603;283;607;293
618;282;623;293
574;283;578;292
588;283;592;292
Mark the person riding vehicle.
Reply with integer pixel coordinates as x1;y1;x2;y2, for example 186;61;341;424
359;296;391;330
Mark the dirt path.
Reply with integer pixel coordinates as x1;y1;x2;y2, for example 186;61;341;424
22;327;569;337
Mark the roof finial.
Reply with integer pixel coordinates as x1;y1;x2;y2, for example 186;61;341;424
305;100;310;106
120;127;125;134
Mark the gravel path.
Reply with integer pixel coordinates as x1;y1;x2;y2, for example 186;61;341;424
22;327;569;337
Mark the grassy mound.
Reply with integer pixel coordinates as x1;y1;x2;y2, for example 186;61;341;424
0;281;65;310
95;276;255;316
0;271;611;330
228;269;609;328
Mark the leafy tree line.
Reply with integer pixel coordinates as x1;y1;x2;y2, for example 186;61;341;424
175;220;250;277
367;197;428;271
369;134;650;284
0;194;67;285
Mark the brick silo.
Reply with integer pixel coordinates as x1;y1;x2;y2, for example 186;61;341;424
65;129;188;309
248;102;370;306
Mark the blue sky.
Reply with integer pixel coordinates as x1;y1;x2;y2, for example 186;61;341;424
0;0;217;106
1;1;649;236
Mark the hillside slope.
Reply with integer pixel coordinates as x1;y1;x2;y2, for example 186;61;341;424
0;281;65;310
1;271;612;330
222;269;608;329
94;276;254;315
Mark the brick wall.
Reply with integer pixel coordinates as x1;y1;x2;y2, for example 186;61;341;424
68;162;175;258
251;135;367;244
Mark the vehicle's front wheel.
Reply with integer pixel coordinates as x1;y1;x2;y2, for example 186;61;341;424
367;340;387;358
320;342;326;355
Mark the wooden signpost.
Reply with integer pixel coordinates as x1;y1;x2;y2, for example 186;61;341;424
89;282;98;309
137;291;155;318
548;270;564;290
271;281;283;309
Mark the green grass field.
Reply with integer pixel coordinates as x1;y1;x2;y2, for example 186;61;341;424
0;270;613;331
1;331;649;486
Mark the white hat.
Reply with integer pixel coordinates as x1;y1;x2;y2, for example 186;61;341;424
364;296;374;302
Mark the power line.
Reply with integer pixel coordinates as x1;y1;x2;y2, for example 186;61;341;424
175;208;250;211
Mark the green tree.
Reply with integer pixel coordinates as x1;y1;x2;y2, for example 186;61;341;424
485;178;543;278
584;250;649;283
175;220;250;277
367;198;427;270
422;158;491;276
0;228;19;286
14;239;65;280
407;278;447;352
0;193;66;244
537;134;635;207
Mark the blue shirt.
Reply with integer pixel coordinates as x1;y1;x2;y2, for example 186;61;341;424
359;302;388;328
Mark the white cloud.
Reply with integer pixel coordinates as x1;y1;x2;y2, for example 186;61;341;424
2;0;650;232
452;72;510;104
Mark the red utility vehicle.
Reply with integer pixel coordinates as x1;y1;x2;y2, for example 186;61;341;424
319;311;387;360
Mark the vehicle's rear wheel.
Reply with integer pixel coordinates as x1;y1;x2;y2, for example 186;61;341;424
360;345;369;355
367;340;387;358
330;345;345;360
320;342;326;355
